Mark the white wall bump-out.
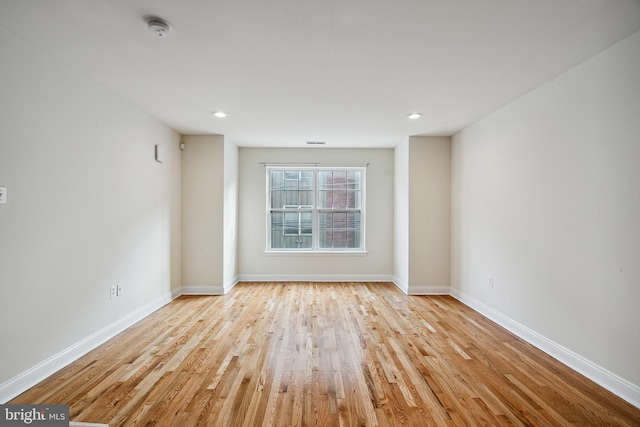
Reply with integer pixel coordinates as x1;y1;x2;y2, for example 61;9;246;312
394;136;451;295
408;136;451;294
180;135;238;295
393;138;410;292
181;135;225;291
223;137;239;293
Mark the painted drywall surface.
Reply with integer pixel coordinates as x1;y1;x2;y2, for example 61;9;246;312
223;138;239;290
238;148;394;278
0;29;181;384
408;136;451;291
393;139;410;291
451;31;640;385
181;135;225;290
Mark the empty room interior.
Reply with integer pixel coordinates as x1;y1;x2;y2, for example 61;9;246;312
1;1;639;425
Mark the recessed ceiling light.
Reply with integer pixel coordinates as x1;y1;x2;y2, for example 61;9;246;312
212;111;227;118
407;113;422;119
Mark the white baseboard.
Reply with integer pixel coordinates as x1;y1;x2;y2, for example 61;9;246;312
391;279;450;295
391;277;408;293
181;277;237;295
237;274;394;283
0;291;177;404
180;285;225;295
407;285;450;295
223;277;239;294
449;288;640;409
177;278;239;295
171;287;182;299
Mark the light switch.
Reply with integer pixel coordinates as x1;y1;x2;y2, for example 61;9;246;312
0;186;6;204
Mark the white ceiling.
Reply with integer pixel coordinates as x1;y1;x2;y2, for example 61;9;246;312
1;0;639;148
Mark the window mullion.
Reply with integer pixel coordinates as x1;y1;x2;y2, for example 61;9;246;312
313;169;318;250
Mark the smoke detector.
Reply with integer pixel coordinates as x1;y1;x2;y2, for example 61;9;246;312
146;17;172;38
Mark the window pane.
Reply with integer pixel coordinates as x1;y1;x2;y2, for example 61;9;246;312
271;212;283;228
299;189;313;206
333;230;346;248
334;212;346;229
350;212;361;248
276;234;313;249
270;171;284;208
300;212;312;235
271;170;315;208
347;170;361;190
284;170;298;180
333;190;346;210
285;178;298;190
270;212;284;248
270;190;279;208
271;212;312;249
318;190;331;209
318;211;361;249
300;171;313;190
318;212;331;229
347;212;360;229
346;190;356;209
271;171;284;189
333;171;347;190
318;171;331;190
321;230;332;248
296;235;313;248
318;212;330;248
284;212;299;235
285;190;296;206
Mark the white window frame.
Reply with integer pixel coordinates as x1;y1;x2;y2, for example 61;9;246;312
266;166;366;254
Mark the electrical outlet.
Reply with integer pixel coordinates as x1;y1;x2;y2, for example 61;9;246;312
117;284;123;296
110;285;118;299
488;276;494;287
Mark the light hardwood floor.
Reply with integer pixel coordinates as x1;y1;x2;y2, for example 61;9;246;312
11;282;640;426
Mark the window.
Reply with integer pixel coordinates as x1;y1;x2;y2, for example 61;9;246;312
267;167;365;252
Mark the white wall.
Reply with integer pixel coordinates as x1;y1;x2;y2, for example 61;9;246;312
0;28;181;398
223;138;239;291
238;148;394;280
181;135;238;293
393;139;410;291
181;135;225;293
451;30;640;400
408;136;450;293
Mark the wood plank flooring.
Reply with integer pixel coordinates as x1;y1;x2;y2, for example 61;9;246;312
10;282;640;426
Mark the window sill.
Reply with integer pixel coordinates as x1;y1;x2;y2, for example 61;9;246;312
265;250;368;257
